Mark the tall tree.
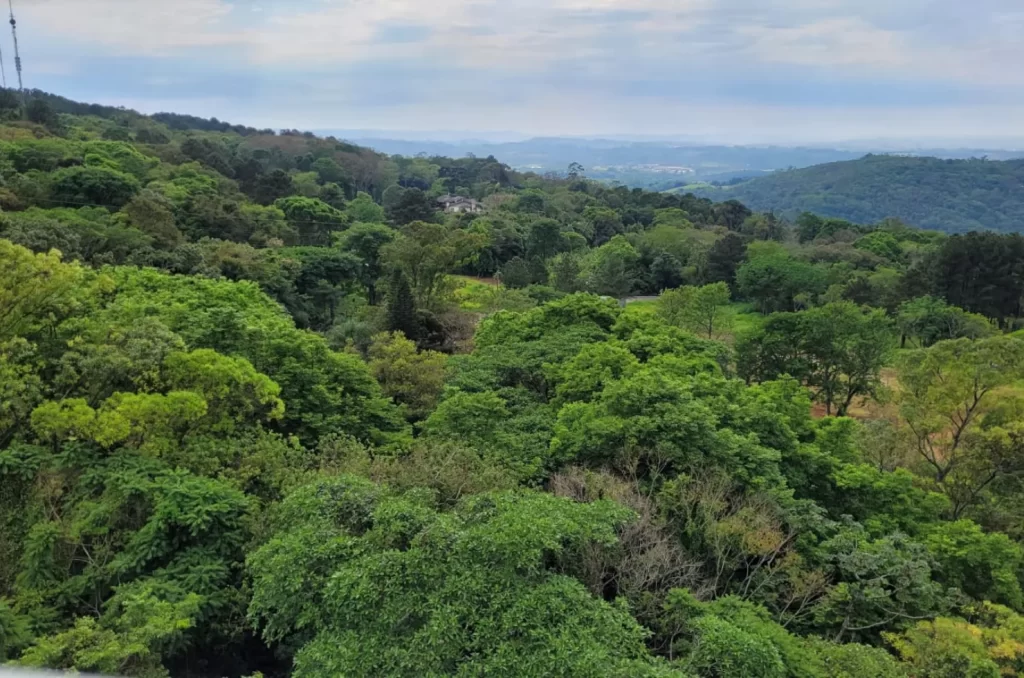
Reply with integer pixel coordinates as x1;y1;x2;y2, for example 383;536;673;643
933;232;1024;324
385;269;419;340
897;335;1024;516
705;233;747;289
738;302;893;416
381;221;485;309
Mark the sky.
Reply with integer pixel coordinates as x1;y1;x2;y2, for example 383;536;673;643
10;0;1024;143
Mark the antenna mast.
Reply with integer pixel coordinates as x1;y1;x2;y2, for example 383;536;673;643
8;0;22;100
0;32;7;89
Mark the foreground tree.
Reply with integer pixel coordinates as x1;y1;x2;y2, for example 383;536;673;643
897;335;1024;516
248;477;685;677
738;302;893;416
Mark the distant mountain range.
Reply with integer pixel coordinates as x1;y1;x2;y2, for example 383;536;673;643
691;155;1024;234
322;134;1024;191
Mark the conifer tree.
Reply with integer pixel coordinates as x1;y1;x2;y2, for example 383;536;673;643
385;269;419;340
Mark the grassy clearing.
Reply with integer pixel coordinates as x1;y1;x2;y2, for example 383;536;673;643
452;277;537;314
622;299;658;317
728;302;764;339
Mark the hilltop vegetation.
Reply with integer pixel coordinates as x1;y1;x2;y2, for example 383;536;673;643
694;154;1024;233
6;91;1024;677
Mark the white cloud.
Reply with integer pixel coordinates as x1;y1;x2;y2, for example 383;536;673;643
15;0;1024;141
20;0;240;54
17;0;1024;86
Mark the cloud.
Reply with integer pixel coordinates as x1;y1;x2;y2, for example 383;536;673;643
20;0;240;54
12;0;1024;141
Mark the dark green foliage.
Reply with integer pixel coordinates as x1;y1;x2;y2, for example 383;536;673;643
737;251;828;314
705;232;747;288
499;256;535;289
651;251;684;290
933;232;1024;323
696;155;1024;233
274;196;350;246
385;269;419;340
387;187;437;225
51;165;142;208
26;98;60;130
249;479;678;677
251;169;296;205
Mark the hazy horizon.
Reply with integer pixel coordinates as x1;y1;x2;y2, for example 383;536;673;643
317;129;1024;151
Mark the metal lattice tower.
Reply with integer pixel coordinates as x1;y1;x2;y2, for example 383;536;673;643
8;0;22;97
0;33;7;89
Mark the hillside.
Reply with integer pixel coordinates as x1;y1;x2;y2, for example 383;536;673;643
10;90;1024;678
693;154;1024;233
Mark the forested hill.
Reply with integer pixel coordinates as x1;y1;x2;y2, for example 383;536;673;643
13;90;1024;677
693;154;1024;233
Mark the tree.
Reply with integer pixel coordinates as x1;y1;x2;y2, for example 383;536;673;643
0;88;21;117
252;169;295;206
933;232;1024;324
0;240;88;341
346;191;386;223
886;617;1002;678
499;256;534;289
583;206;624;246
651;252;684;291
93;267;408;445
51;165;141;208
311;156;351;188
924;520;1024;609
737;251;827;314
15;589;204;678
738;302;894;416
526;218;563;260
855;231;903;261
274;196;349;246
897;296;996;348
319;182;348;210
653;208;693;229
742;213;786;241
705;233;747;289
381;221;486;309
423;390;510;448
658;283;732;339
248;479;678;677
121;189;183;249
387;187;437;225
26;98;60;130
336;222;395;304
550;252;582;293
886;603;1024;678
580;235;640;298
367;332;446;420
713;200;753;231
814;529;949;643
384;269;419;340
897;335;1024;515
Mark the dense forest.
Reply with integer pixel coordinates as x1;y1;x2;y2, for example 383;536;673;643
694;154;1024;233
6;90;1024;677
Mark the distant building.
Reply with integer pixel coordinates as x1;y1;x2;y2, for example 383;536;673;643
437;195;485;214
